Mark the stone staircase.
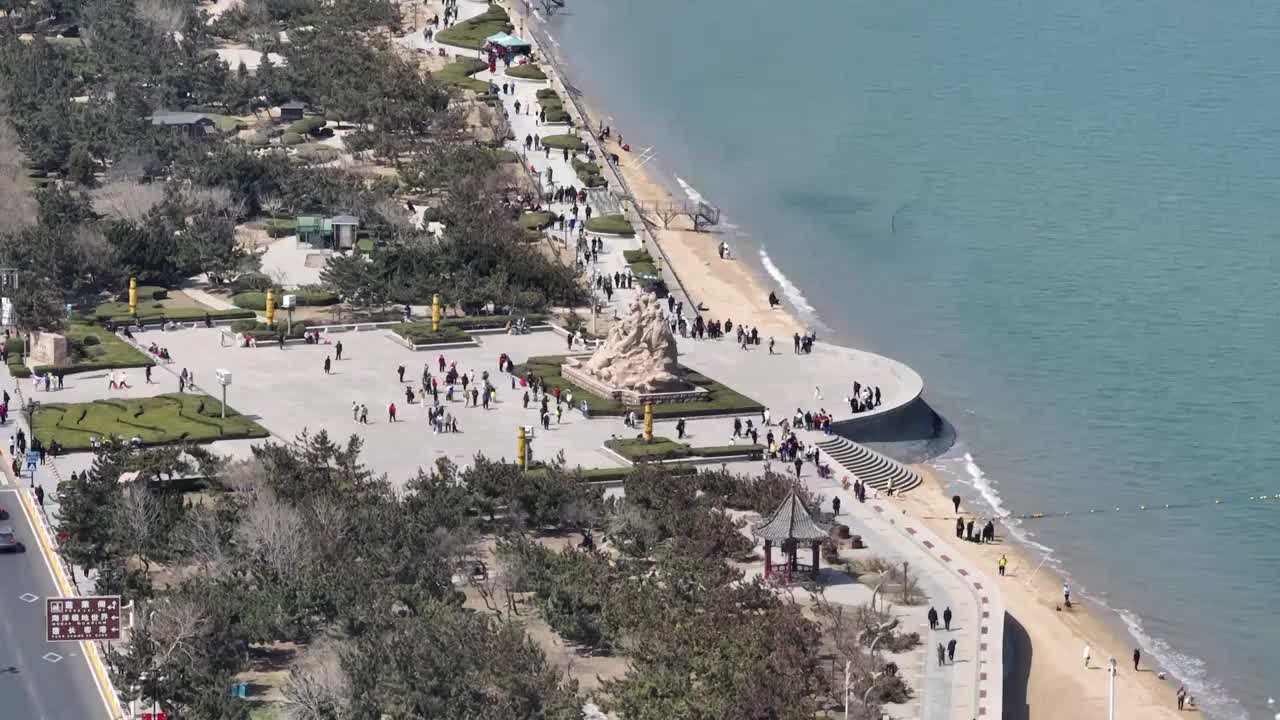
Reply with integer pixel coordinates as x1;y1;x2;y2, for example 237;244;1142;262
816;437;923;495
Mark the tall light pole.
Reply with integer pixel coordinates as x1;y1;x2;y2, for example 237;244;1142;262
843;660;850;720
1108;657;1118;720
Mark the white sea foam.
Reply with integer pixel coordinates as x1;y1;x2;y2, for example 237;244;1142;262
674;176;706;204
1117;609;1248;720
938;450;1245;720
759;248;817;315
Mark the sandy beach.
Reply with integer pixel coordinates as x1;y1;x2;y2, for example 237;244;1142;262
904;466;1192;719
594;132;806;340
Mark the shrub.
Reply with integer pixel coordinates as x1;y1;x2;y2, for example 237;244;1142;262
263;218;297;238
507;64;546;80
584;214;634;236
247;133;270;147
541;134;586;152
80;335;100;347
232;272;274;293
280;132;303;146
230;319;259;333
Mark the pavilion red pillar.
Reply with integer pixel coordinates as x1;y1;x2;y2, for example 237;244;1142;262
764;540;772;577
812;541;820;580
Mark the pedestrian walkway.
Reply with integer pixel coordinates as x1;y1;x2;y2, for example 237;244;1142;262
806;473;1005;720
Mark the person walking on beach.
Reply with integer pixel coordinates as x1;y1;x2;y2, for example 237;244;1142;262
1083;644;1091;669
943;606;952;631
956;517;965;538
1133;648;1141;671
388;403;397;422
335;340;343;360
1063;582;1072;607
998;554;1008;577
947;638;957;664
928;607;938;630
1177;685;1187;711
937;643;946;667
324;356;332;374
953;494;961;514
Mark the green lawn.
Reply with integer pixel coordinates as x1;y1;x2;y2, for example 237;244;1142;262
536;89;570;123
507;64;547;80
540;134;586;152
89;299;255;326
32;393;270;451
518;210;554;230
605;436;765;462
585;214;634;236
513;355;764;419
623;248;658;277
435;5;512;49
205;114;247;132
435;57;491;92
572;158;606;187
4;324;156;378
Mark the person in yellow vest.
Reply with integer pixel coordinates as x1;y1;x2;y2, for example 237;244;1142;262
998;554;1008;577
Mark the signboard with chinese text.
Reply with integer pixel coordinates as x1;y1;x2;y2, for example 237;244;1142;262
45;596;122;642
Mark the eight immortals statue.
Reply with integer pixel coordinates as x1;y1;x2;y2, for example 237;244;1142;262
581;293;682;392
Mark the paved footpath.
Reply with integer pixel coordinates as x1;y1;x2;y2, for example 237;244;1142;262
805;448;1005;720
406;0;654;330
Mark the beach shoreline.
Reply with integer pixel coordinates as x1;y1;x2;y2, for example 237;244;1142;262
507;3;1209;716
907;465;1190;719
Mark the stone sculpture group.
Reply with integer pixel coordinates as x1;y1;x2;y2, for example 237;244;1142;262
580;293;683;393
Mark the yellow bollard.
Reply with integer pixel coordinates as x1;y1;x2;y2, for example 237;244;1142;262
265;288;275;327
517;426;527;469
128;278;137;316
643;402;653;443
432;293;441;331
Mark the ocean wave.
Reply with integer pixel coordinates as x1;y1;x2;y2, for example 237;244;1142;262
936;450;1246;720
674;176;706;204
1117;609;1248;720
758;248;817;315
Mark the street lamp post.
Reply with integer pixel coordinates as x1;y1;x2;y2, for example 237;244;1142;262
1108;657;1118;720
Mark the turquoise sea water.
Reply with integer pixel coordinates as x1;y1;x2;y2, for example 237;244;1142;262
548;0;1280;716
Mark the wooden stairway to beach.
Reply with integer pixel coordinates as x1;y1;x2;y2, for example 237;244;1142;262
816;437;923;495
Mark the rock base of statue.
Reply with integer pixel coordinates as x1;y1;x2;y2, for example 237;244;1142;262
26;332;70;368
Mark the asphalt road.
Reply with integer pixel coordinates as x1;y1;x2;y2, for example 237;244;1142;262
0;488;110;720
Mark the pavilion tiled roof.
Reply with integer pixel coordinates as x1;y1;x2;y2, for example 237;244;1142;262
752;491;831;542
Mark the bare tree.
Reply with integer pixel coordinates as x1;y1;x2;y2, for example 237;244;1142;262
117;487;164;574
91;180;168;220
283;642;352;720
145;596;208;667
179;505;232;572
134;0;189;34
236;490;311;580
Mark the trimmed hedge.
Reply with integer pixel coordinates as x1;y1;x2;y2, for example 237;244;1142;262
572;158;605;188
390;324;470;345
263;218;297;238
585;214;634;237
623;248;658;277
507;64;546;80
280;132;303;146
101;308;256;327
116;285;169;302
541;134;586;152
238;320;316;341
231;287;340;310
605;436;765;462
